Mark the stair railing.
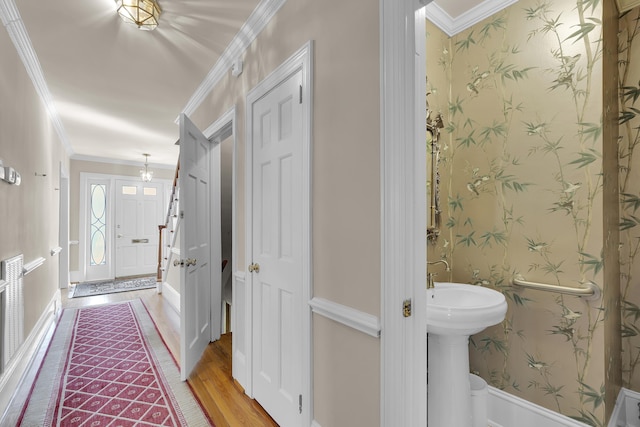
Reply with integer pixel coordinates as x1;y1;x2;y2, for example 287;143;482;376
157;159;180;289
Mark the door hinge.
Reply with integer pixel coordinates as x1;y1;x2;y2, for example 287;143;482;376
403;299;412;317
180;211;184;219
299;85;303;104
299;394;302;414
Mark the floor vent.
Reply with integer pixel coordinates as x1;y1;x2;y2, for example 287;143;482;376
1;254;24;372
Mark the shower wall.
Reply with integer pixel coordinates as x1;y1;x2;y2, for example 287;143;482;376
426;0;620;424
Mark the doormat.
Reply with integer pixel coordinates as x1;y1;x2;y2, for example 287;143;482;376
69;276;157;298
17;300;212;426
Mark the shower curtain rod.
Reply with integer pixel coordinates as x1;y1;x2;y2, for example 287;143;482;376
512;276;600;300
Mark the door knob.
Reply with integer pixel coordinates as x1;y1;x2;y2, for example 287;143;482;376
248;263;260;273
174;258;197;267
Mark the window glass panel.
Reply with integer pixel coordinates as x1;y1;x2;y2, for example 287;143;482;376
143;187;157;196
122;185;137;195
90;184;107;266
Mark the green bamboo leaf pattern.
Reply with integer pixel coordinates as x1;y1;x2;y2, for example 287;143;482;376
577;121;602;144
579;251;603;275
427;0;606;422
494;170;533;192
568;149;601;168
456;231;477;247
455;31;477;51
621;192;640;212
564;22;596;44
578;382;605;410
622;83;640;103
619;107;640;124
448;194;464;212
620;215;640;230
480;229;508;248
623;300;640;322
622;323;640;338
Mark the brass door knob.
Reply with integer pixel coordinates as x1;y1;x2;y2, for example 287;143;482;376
248;263;260;273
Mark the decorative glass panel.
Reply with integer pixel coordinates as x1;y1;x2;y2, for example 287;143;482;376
122;185;137;195
90;184;107;266
143;187;157;196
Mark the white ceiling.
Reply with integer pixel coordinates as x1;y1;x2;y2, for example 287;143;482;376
5;0;510;168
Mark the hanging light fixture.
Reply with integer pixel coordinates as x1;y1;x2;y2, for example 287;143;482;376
115;0;162;31
140;154;154;182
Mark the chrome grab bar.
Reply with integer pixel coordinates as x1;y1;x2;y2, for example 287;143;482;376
512;276;601;300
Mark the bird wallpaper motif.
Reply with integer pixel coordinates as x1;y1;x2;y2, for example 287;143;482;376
424;0;623;425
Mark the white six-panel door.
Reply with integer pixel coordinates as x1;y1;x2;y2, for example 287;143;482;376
250;69;304;427
179;114;213;381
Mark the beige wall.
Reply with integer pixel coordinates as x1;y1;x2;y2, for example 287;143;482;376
68;159;175;273
189;0;381;425
0;23;69;335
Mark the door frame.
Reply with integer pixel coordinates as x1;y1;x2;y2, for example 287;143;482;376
244;41;313;425
59;163;70;289
202;106;237;342
78;172;170;283
380;1;428;426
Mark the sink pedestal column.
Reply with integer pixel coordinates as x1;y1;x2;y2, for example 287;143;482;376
428;333;472;427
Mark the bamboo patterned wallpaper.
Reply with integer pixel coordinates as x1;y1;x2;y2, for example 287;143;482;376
620;7;640;398
425;0;613;424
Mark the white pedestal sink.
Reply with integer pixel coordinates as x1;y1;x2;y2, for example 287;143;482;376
427;282;507;427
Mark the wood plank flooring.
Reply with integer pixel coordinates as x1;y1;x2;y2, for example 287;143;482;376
61;287;279;426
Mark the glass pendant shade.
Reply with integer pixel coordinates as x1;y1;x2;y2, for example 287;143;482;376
116;0;161;31
140;154;153;182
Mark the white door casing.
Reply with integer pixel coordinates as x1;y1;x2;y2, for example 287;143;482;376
115;180;163;278
245;42;313;427
380;2;428;426
179;114;213;381
83;177;111;282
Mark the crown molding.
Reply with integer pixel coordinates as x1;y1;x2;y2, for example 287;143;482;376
177;0;287;123
425;0;518;37
71;154;176;169
0;0;74;156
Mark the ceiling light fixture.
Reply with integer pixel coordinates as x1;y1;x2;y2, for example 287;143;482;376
140;154;153;182
115;0;162;31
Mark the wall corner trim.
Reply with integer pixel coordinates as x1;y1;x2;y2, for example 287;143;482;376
308;297;380;338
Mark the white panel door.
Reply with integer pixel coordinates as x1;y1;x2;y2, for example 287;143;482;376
250;69;303;427
115;180;162;278
179;114;212;381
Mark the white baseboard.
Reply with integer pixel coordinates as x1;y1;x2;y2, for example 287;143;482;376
311;420;322;427
162;282;180;314
488;386;589;427
69;270;81;283
0;290;61;421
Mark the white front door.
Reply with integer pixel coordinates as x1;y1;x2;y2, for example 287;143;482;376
250;68;304;427
115;180;163;278
179;114;213;381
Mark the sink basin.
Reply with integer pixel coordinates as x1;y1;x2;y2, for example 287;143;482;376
427;282;508;336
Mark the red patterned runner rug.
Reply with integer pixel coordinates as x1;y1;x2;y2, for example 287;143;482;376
18;300;211;426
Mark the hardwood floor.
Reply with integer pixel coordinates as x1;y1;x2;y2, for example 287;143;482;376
61;287;279;427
